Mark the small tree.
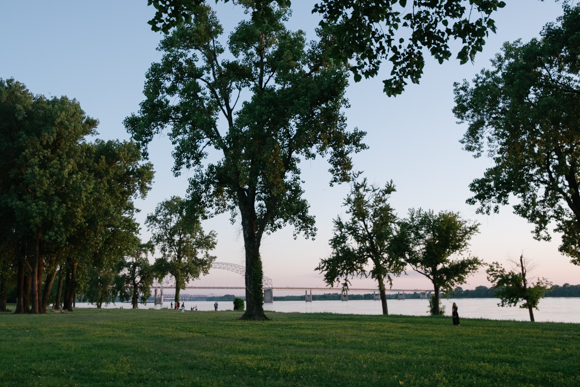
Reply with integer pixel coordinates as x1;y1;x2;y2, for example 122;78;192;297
393;209;482;315
486;255;552;322
146;197;217;304
116;242;156;309
233;297;244;311
316;178;405;315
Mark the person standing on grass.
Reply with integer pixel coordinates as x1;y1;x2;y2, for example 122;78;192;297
214;302;218;311
452;302;460;326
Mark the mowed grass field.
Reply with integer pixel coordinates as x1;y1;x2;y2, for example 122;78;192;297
1;307;579;386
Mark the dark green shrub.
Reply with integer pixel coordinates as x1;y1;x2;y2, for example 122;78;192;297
233;297;244;310
428;295;445;315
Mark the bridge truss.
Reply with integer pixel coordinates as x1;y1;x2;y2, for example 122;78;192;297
152;262;273;289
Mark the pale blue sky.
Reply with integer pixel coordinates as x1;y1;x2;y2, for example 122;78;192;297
1;0;578;292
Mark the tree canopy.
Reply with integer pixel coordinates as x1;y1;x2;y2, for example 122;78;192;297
453;5;580;265
147;0;506;96
316;178;405;315
126;3;366;319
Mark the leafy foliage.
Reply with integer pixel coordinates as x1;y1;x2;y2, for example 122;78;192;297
393;209;482;315
233;297;245;310
486;255;552;322
147;0;506;96
316;178;405;314
453;5;580;265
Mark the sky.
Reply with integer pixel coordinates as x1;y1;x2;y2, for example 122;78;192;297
1;0;579;294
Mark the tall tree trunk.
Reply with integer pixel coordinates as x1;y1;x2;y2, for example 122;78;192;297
64;263;77;311
30;255;39;314
23;272;31;313
0;278;7;312
15;259;25;314
238;197;267;321
432;285;441;316
64;266;71;311
174;275;180;305
377;274;389;315
37;252;44;312
41;268;57;313
132;279;139;309
54;268;63;310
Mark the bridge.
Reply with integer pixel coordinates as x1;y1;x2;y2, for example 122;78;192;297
152;262;432;303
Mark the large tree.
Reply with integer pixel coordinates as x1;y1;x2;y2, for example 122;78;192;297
393;209;482;315
126;3;366;319
146;197;217;304
453;5;580;265
147;0;506;96
486;255;552;322
316;178;405;315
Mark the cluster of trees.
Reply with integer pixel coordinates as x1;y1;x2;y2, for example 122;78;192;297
129;1;580;320
3;1;579;323
316;177;482;316
0;79;154;314
0;81;217;313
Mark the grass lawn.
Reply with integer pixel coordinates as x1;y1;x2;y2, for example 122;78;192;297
1;307;579;386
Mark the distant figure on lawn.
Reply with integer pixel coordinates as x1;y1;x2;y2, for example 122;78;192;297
214;302;218;311
452;303;460;326
170;302;173;309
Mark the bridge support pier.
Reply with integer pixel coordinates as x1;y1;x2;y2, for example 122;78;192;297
420;292;428;299
154;288;164;305
397;292;405;300
341;290;348;302
264;288;273;303
305;289;312;302
373;291;380;301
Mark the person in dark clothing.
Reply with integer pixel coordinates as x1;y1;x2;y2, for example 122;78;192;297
452;302;460;326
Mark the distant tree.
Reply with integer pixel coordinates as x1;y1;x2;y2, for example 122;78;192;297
116;242;156;309
146;197;217;304
486;255;552;322
453;5;580;266
393;209;482;315
147;0;506;96
316;178;405;315
125;3;365;320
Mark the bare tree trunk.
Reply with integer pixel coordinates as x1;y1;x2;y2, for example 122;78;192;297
432;285;441;316
41;268;57;313
0;278;7;312
23;272;31;313
377;274;389;315
238;196;268;321
30;255;39;314
132;280;139;309
15;259;25;314
54;268;63;310
174;275;180;306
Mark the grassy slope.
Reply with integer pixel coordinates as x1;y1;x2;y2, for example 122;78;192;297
0;308;578;386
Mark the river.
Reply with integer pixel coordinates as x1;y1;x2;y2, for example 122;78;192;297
76;297;580;323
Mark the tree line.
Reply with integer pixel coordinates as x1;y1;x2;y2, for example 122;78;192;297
0;80;216;313
2;1;578;323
